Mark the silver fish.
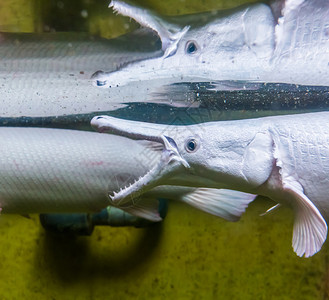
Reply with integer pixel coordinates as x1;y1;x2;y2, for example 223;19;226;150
91;111;329;257
93;0;329;88
0;127;251;222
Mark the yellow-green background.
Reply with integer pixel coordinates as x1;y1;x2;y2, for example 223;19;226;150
0;1;329;299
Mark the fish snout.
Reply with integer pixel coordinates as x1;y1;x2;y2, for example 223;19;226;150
90;116;111;133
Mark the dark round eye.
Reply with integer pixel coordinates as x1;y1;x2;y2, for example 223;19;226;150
186;41;198;54
185;139;197;152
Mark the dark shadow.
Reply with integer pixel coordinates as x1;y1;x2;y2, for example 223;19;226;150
41;0;89;32
35;222;164;283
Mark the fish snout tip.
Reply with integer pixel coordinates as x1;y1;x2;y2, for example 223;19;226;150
90;116;109;132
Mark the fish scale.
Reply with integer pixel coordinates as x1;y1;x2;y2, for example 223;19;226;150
270;119;329;218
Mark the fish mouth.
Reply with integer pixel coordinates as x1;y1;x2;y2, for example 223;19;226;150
92;1;191;88
91;115;189;204
109;0;189;56
110;135;189;204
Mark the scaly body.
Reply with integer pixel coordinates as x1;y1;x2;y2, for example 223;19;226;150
92;111;329;257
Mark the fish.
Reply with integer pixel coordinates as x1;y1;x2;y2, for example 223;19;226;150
0;127;253;223
93;0;329;88
91;111;329;257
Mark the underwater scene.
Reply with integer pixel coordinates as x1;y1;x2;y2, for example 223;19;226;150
0;0;328;299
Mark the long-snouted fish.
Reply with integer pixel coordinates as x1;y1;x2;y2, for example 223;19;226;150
93;0;329;88
0;127;252;222
91;111;329;257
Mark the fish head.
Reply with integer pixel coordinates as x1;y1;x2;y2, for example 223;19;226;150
92;2;275;88
91;115;264;203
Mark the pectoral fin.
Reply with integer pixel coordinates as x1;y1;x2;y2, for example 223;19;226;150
271;128;328;257
181;188;257;222
111;188;256;223
283;181;327;258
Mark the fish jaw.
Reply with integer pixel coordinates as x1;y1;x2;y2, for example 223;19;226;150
90;115;170;142
91;57;209;88
109;0;189;54
91;116;190;203
91;115;268;194
92;1;192;88
109;135;189;204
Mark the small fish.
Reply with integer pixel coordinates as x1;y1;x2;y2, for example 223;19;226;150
91;111;329;257
0;127;252;222
94;0;329;88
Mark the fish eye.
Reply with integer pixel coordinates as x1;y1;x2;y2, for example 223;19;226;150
185;41;198;54
185;139;198;152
